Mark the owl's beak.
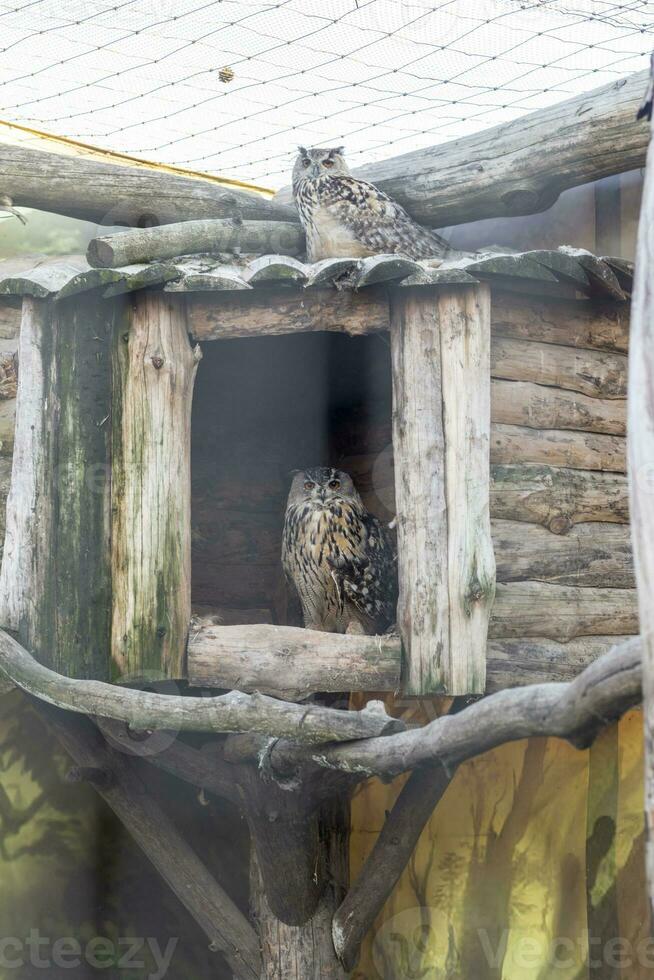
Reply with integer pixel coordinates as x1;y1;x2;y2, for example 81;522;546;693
317;488;326;501
309;163;321;178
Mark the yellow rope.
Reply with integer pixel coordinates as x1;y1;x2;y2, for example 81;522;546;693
0;118;275;198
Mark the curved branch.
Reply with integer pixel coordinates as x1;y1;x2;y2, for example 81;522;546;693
270;637;642;778
0;629;403;744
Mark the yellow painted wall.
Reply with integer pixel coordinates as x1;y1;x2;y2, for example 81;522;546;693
351;709;648;979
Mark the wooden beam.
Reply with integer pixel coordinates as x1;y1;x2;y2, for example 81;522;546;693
390;285;495;695
276;70;649;228
489;464;629;532
0;296;113;678
490;424;626;472
87;219;304;268
492;380;626;435
187;286;390;340
627;62;654;918
490;582;638;641
491;294;630;354
188;623;401;700
490;337;627;399
0;141;296;226
111;293;200;679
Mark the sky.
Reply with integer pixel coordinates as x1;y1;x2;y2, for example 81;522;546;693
0;0;653;189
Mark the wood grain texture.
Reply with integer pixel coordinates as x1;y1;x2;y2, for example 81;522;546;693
490;336;627;397
278;70;650;227
490;423;626;472
0;141;296;225
187;287;390;340
485;635;634;693
489;582;639;640
87;219;304;267
492;380;626;435
391;286;494;695
0;296;113;679
490;294;629;353
489;464;629;531
188;623;401;700
492;519;634;588
111;293;201;680
0;303;20;339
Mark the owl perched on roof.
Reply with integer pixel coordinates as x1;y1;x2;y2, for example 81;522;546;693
282;467;397;635
292;145;451;263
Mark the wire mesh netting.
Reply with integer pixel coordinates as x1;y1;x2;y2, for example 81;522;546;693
1;0;653;189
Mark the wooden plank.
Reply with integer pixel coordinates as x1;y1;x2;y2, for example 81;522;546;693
490;424;626;472
489;582;639;640
390;285;494;695
492;519;634;588
87;221;304;268
492;380;626;435
490;337;627;398
0;296;113;679
111;293;201;679
278;69;650;227
491;294;629;353
490;464;629;532
0;141;297;226
187;287;390;339
188;624;401;700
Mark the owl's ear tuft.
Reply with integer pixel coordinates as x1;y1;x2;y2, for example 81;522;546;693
331;145;346;156
297;146;308;156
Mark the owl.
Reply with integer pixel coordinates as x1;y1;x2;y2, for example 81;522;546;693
282;467;397;635
292;145;451;263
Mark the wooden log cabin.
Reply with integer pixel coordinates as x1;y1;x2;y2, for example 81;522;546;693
0;244;636;699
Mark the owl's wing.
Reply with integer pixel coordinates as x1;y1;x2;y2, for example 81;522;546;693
328;512;397;632
325;176;451;259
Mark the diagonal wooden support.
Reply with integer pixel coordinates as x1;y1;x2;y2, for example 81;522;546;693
42;703;261;980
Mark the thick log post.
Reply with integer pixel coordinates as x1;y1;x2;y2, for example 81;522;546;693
0;295;114;677
390;285;495;694
251;798;349;980
111;293;201;679
629;60;654;916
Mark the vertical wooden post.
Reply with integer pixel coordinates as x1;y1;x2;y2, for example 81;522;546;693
0;295;114;678
390;285;495;695
628;67;654;916
111;292;201;680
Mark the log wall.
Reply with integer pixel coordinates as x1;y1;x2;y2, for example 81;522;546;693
0;286;636;691
188;289;635;689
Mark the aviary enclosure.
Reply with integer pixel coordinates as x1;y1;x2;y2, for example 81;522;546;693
0;52;654;980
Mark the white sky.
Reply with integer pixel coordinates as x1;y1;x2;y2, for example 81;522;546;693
0;0;653;189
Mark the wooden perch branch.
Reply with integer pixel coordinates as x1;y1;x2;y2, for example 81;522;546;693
45;705;261;980
0;141;296;226
267;637;642;779
0;628;404;744
87;219;304;267
276;70;649;227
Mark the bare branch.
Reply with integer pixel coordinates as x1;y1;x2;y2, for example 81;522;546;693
0;628;404;744
269;637;641;779
333;763;453;970
42;704;261;980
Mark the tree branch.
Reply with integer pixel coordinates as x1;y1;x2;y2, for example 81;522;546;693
333;762;454;970
41;704;261;980
0;628;403;744
268;637;642;779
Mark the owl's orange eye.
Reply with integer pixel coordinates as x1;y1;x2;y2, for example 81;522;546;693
304;481;315;490
328;479;340;489
323;159;334;168
302;157;311;167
